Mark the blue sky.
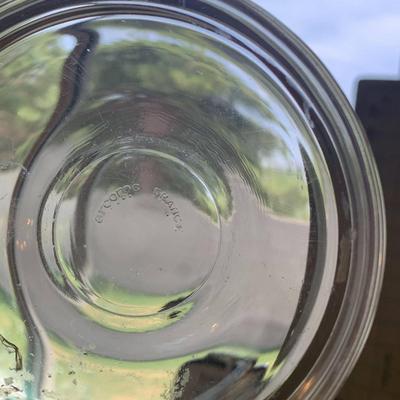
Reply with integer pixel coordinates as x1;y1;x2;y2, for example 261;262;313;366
254;0;400;103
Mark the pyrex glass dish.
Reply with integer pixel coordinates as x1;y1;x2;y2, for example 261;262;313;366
0;1;385;399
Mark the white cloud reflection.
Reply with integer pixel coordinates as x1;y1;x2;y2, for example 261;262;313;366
254;0;400;103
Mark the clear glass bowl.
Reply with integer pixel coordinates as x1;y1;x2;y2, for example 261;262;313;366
0;1;385;399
